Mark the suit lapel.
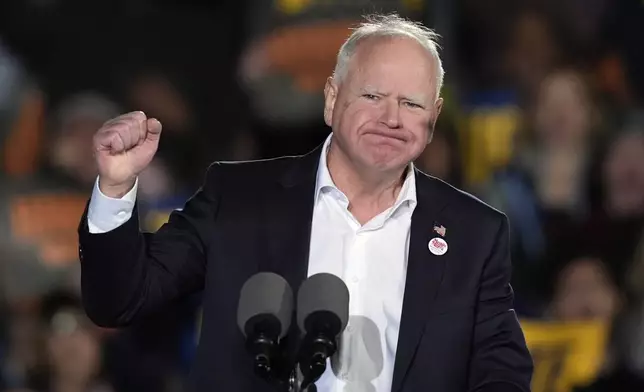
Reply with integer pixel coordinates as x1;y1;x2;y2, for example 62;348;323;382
264;146;321;291
262;144;322;371
391;171;451;392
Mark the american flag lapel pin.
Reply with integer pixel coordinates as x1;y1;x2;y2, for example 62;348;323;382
433;224;446;237
429;223;448;256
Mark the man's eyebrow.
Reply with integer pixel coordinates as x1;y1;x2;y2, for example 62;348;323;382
401;94;427;103
359;86;381;94
358;86;428;103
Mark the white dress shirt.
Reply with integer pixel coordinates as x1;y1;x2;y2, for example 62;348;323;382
87;134;417;392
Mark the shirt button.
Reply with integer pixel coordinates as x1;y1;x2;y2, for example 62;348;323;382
117;211;126;217
352;276;359;283
341;372;349;380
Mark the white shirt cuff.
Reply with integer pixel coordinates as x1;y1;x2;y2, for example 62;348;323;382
87;177;138;233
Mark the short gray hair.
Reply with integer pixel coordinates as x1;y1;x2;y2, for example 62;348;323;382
333;14;445;101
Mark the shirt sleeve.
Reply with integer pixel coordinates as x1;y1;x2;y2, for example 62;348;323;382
87;177;138;234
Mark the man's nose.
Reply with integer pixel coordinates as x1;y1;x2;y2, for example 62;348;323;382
380;100;401;128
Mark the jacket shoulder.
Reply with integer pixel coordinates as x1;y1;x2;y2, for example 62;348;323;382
417;171;507;225
202;155;302;186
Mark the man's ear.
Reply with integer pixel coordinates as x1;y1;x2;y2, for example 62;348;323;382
435;97;444;116
324;77;338;127
427;97;444;144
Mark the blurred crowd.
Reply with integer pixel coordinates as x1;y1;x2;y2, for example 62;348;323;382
0;0;643;391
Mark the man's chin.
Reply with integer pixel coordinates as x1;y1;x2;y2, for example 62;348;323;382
360;156;408;174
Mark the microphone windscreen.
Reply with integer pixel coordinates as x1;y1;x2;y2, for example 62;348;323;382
237;272;293;339
297;273;349;334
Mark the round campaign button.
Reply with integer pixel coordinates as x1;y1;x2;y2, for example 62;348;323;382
428;237;448;256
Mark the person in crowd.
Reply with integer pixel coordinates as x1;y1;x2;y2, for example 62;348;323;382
34;290;114;392
480;68;600;315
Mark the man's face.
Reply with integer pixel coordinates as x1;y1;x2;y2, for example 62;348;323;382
47;311;101;383
552;258;620;322
604;132;644;216
50;116;102;185
324;36;443;173
534;71;592;147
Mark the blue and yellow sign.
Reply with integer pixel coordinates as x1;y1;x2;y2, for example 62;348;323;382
520;320;610;392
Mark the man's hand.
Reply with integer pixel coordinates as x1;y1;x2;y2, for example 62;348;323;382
93;111;162;198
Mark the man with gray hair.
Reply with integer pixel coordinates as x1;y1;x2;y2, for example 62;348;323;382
78;13;533;392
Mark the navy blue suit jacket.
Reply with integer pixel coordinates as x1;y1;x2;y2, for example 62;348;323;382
78;144;533;391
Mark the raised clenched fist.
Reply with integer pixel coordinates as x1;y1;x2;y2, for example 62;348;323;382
93;111;162;197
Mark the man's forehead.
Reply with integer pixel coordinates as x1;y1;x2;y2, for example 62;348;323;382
344;42;436;84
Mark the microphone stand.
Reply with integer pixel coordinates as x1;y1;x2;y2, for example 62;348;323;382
287;367;299;392
285;365;317;392
296;329;337;391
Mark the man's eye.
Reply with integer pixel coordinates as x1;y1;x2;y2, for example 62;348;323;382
363;94;378;100
403;101;423;109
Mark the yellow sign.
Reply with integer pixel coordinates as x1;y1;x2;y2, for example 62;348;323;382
144;210;173;232
275;0;424;15
276;0;310;15
402;0;424;11
461;105;520;187
520;320;609;392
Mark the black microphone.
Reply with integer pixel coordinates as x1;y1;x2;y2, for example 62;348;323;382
296;273;350;389
237;272;294;384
